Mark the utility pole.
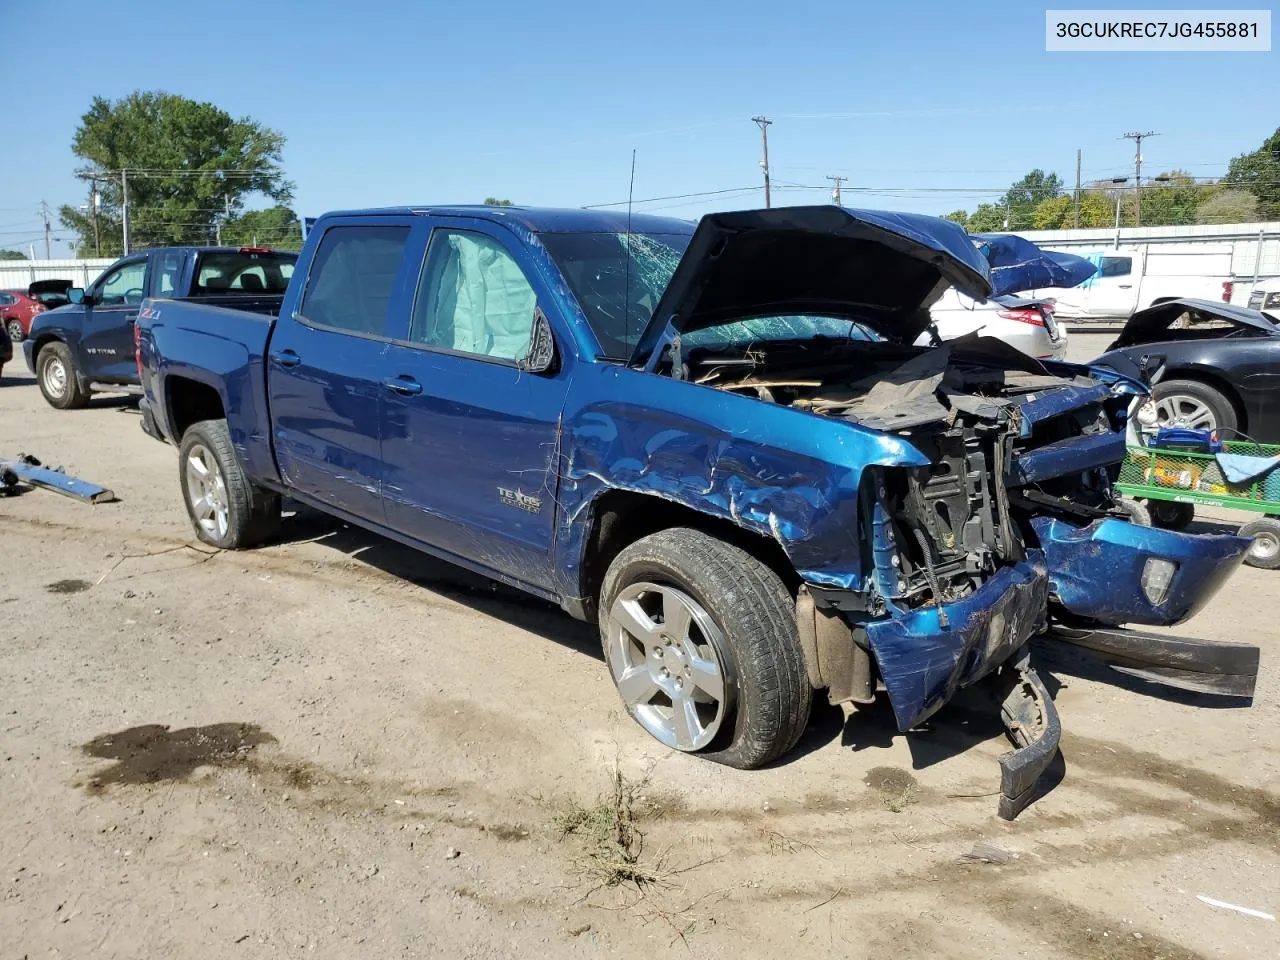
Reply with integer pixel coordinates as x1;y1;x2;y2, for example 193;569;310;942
38;201;52;259
826;175;846;206
121;168;130;254
1122;130;1159;227
90;179;101;257
751;116;772;208
1073;149;1082;228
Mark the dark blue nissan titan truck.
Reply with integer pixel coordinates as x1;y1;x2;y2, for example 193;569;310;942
134;203;1259;818
23;245;297;409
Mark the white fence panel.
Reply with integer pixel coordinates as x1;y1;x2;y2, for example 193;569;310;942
0;258;115;290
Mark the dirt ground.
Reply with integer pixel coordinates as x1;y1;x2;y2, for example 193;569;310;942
2;331;1278;959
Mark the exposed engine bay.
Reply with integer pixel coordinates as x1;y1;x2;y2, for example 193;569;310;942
685;333;1131;616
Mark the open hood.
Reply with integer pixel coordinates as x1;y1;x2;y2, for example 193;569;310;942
630;206;992;364
1109;298;1279;349
29;279;73;298
973;234;1097;297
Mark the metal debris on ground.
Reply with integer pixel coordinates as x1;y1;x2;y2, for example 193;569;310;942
957;841;1018;865
0;454;116;503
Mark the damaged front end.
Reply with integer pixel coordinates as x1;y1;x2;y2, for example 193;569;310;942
620;206;1258;818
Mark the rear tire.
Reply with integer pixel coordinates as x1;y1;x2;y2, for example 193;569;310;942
599;527;811;769
1238;517;1280;570
5;319;22;342
1151;379;1237;435
36;341;88;410
177;419;281;549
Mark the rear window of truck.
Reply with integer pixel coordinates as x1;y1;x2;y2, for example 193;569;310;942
193;251;298;295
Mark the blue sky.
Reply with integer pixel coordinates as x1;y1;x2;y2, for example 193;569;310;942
1;0;1275;253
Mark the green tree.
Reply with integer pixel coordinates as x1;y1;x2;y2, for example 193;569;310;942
1195;188;1260;224
1001;169;1063;229
483;197;514;206
1031;194;1074;229
941;210;969;226
222;206;302;248
0;249;28;260
59;91;293;255
965;202;1009;232
1222;127;1280;219
1138;171;1201;226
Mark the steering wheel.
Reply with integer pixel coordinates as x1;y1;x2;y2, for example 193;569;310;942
124;289;145;305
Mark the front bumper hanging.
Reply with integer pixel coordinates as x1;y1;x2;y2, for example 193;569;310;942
995;650;1061;820
1046;623;1259;699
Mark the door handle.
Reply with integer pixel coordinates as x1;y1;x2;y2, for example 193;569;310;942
383;376;423;396
270;349;301;368
1118;284;1133;289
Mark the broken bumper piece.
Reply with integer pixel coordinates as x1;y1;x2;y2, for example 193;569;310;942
1032;516;1248;626
0;456;115;503
866;555;1048;731
996;651;1060;820
1047;623;1259;699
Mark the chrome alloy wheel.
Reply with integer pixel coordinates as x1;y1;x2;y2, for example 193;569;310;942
1151;394;1217;431
185;443;230;541
605;581;730;752
42;355;67;399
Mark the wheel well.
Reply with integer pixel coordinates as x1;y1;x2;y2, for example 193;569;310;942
30;335;62;367
165;376;226;439
577;489;801;622
1159;368;1247;432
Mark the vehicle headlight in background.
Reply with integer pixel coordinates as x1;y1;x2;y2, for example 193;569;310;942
1141;557;1177;605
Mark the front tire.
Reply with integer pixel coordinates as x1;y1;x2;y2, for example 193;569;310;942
177;419;281;549
599;528;811;769
36;342;88;409
1151;379;1237;435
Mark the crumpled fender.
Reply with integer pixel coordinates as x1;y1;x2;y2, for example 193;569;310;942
551;363;930;601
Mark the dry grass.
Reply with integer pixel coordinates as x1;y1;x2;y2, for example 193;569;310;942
552;762;660;887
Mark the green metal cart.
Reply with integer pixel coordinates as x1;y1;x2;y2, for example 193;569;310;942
1116;440;1280;569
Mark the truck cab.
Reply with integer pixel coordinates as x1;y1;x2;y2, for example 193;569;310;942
1034;246;1234;321
24;245;296;409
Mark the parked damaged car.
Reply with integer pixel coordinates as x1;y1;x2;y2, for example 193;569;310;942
1094;298;1280;444
136;204;1260;818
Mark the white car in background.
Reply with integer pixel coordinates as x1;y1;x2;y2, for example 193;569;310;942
1247;277;1280;321
924;288;1068;360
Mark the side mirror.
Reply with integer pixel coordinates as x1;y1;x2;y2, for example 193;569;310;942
519;307;557;374
67;288;86;305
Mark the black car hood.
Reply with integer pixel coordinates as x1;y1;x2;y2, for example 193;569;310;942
630;206;992;364
1110;298;1279;349
29;279;73;297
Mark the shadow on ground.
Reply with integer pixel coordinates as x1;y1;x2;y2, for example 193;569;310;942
274;504;600;660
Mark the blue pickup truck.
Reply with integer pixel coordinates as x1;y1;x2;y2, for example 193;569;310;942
24;245;297;409
137;204;1258;817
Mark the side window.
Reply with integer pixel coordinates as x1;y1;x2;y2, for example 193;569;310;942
98;260;147;305
409;229;537;361
153;253;183;296
0;294;12;306
300;225;410;336
1099;256;1132;278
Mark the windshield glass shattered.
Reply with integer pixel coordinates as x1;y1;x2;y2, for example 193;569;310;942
541;231;689;357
